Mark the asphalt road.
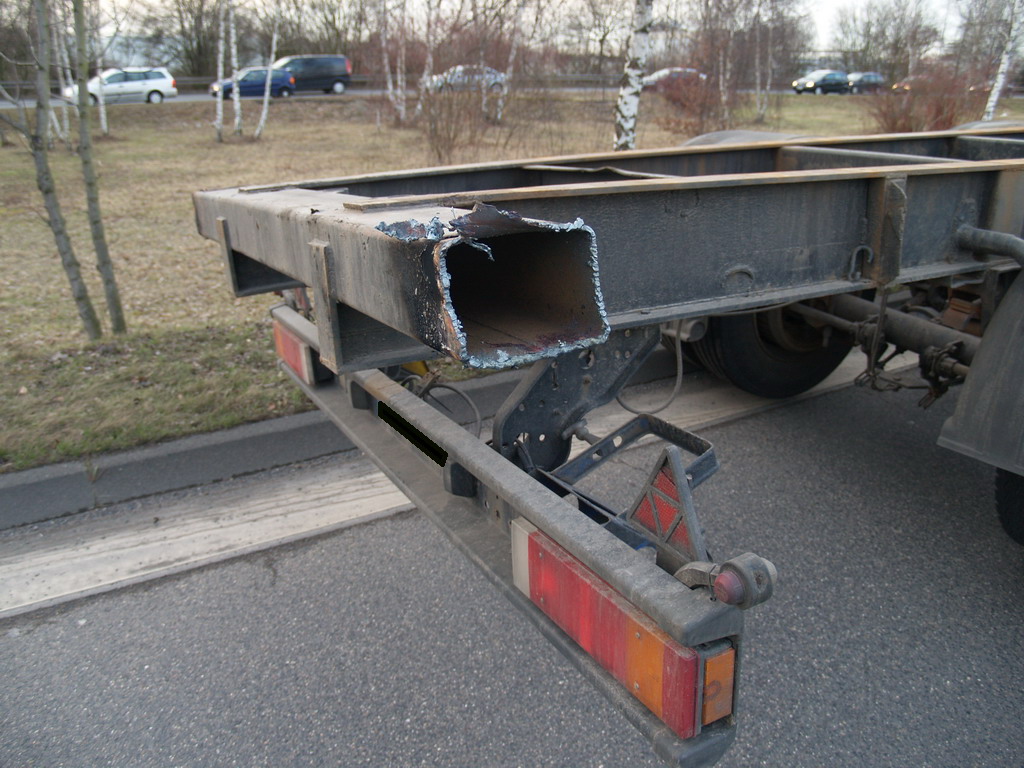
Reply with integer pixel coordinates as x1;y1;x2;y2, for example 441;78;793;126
1;384;1021;768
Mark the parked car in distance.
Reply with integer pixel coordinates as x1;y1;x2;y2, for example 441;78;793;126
848;71;885;93
891;75;926;93
209;68;296;98
430;65;507;91
63;67;177;104
642;67;707;91
792;69;849;94
270;54;351;94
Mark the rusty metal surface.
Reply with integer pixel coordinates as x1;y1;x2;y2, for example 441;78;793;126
196;196;608;370
194;126;1024;369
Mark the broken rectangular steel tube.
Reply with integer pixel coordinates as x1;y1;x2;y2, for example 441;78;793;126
193;187;609;370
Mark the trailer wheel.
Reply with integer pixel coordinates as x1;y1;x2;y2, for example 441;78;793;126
996;469;1024;545
690;307;853;398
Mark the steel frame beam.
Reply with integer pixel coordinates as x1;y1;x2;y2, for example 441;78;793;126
195;127;1024;371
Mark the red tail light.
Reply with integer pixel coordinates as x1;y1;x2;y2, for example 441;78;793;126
346;59;352;74
172;78;177;88
512;518;735;739
290;75;295;85
273;317;315;386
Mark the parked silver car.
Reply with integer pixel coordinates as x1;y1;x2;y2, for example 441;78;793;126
64;67;178;104
430;65;507;92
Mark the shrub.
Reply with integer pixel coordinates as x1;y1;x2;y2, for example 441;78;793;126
869;64;987;133
653;74;739;138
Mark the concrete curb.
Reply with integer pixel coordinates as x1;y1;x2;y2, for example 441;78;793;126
0;369;526;530
0;353;678;531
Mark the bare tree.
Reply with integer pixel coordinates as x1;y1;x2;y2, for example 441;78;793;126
254;15;278;139
89;0;110;135
832;0;940;81
229;2;242;135
377;0;408;123
613;0;654;150
51;0;72;147
951;0;1013;79
138;0;220;76
564;0;630;74
745;0;807;122
983;0;1024;119
0;0;103;340
73;0;126;332
213;0;225;141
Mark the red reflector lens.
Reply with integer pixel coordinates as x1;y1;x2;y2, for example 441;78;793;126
514;520;700;739
273;319;315;385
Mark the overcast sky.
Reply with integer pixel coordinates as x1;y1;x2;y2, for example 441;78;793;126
811;0;959;49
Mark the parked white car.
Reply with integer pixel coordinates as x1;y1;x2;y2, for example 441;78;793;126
64;67;178;104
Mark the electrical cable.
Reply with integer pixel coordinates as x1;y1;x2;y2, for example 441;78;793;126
401;373;483;438
615;320;686;415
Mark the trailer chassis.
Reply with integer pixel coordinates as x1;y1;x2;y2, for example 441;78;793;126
194;126;1024;766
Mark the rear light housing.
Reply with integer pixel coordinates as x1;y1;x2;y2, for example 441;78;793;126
273;318;316;386
512;518;736;740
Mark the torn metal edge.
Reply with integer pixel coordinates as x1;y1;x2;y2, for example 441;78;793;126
377;203;610;369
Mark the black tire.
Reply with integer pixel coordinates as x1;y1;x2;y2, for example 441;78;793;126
996;469;1024;545
90;93;98;105
330;80;346;94
279;87;292;98
814;86;823;95
147;90;163;103
690;307;853;399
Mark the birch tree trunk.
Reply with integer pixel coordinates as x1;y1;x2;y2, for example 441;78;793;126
52;2;72;148
752;5;767;122
91;0;108;136
230;4;242;135
984;0;1024;121
254;19;278;140
214;0;225;142
31;0;103;340
391;3;408;123
378;0;407;123
74;0;125;333
764;12;774;118
496;0;527;123
613;0;654;151
414;0;440;117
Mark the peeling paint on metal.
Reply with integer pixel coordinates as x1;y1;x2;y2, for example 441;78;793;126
375;217;446;242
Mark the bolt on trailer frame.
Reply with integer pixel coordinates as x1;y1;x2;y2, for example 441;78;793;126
193;126;1024;767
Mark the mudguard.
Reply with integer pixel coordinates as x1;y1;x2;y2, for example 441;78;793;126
939;271;1024;474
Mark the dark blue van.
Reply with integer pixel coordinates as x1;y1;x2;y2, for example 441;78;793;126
271;55;352;94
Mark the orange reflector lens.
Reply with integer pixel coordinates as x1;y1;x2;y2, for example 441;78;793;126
701;645;735;725
273;318;315;386
511;518;701;739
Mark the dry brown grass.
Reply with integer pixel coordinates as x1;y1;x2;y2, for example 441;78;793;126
2;90;1021;471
